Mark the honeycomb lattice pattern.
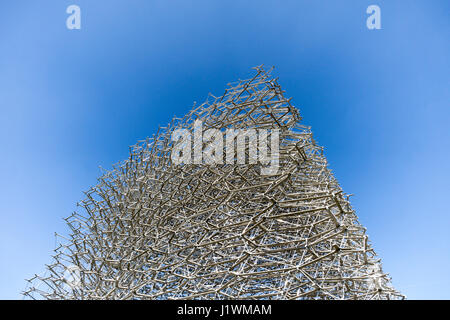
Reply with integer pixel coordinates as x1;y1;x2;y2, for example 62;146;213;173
24;66;404;300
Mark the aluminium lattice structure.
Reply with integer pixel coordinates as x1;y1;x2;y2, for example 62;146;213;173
24;66;404;300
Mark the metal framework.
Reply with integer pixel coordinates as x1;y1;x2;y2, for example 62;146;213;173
24;66;404;300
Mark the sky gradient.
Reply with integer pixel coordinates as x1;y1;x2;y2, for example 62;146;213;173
0;0;449;299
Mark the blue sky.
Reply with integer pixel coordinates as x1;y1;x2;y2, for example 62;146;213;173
0;0;448;299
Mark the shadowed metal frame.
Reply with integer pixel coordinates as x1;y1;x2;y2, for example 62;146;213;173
24;66;404;300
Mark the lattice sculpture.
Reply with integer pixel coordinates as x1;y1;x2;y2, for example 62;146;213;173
24;66;404;300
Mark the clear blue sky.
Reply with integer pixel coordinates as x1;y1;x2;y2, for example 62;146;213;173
0;1;448;299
